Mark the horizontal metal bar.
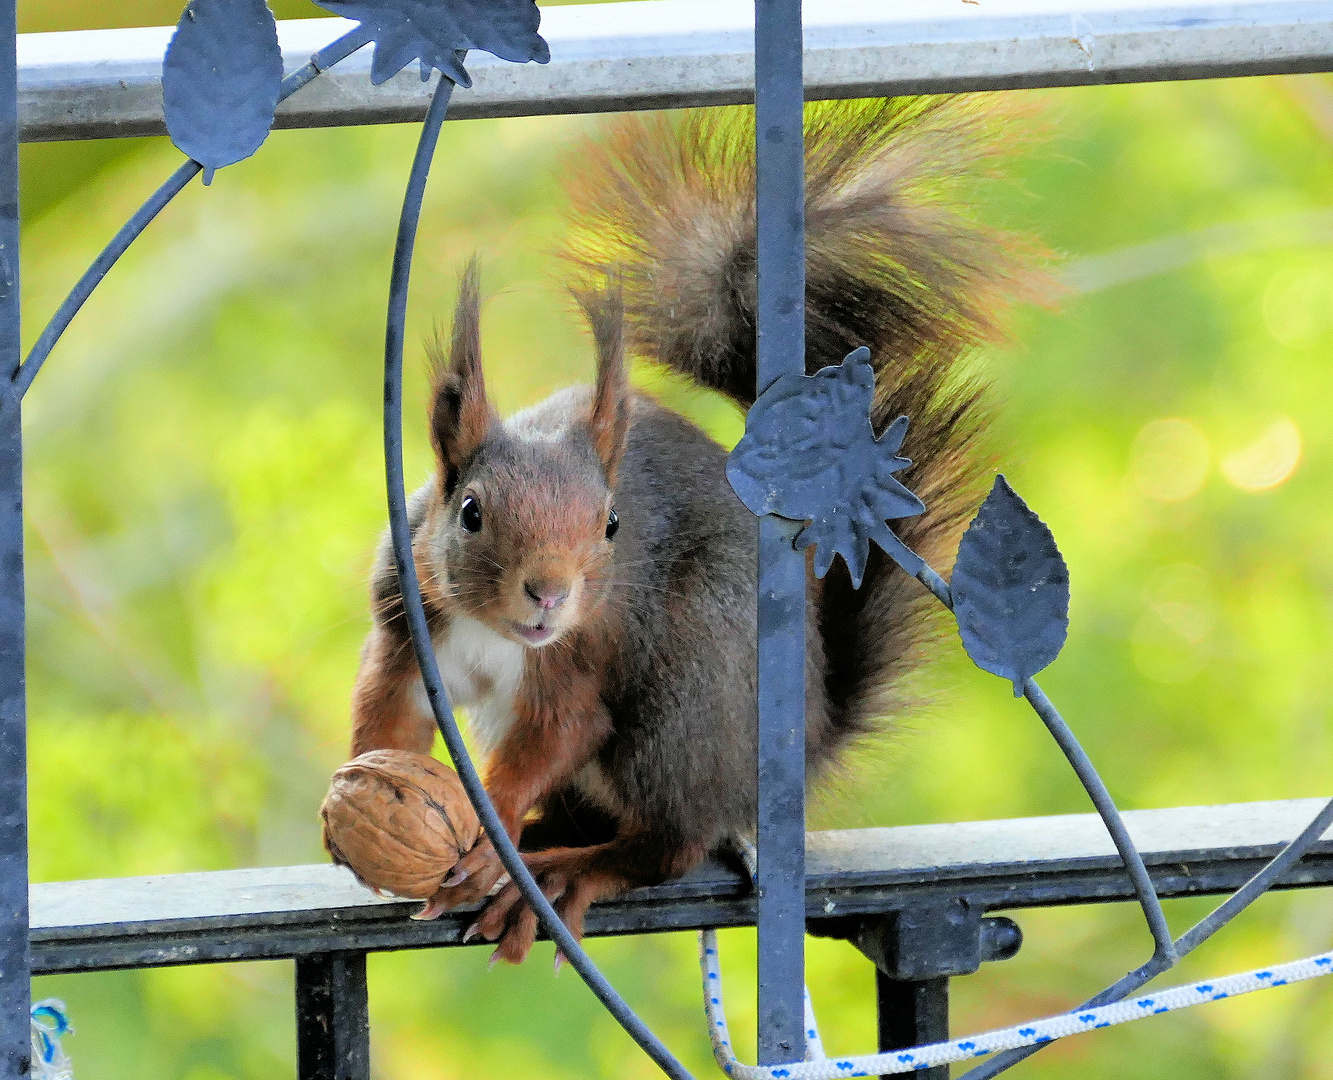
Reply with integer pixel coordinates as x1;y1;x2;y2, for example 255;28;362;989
28;798;1333;974
19;0;1333;143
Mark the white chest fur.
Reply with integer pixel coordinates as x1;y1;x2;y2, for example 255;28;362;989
425;615;526;758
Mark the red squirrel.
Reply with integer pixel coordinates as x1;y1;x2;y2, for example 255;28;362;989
349;98;1032;964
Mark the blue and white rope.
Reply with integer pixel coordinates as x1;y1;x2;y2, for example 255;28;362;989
30;1000;73;1080
698;930;1333;1079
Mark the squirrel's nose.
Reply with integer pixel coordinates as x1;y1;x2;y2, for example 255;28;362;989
524;581;569;611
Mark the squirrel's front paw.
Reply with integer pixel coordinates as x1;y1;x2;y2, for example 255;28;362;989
471;864;569;966
472;848;621;966
415;838;507;918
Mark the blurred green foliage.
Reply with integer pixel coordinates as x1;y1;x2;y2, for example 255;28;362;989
17;3;1333;1078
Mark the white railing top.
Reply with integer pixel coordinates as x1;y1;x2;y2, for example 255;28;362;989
19;0;1333;141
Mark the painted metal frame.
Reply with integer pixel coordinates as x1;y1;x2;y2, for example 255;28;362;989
0;5;25;1076
753;0;808;1065
18;799;1333;1074
29;799;1333;973
2;1;1333;1078
18;0;1333;141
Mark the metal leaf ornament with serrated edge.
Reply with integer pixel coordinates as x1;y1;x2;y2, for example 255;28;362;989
163;0;284;185
726;347;926;588
315;0;550;87
952;476;1070;696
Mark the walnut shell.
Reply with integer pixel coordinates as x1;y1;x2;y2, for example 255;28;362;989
320;750;482;900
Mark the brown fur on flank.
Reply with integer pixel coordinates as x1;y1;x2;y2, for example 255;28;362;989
349;97;1040;963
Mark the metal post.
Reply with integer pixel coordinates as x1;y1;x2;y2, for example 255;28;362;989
0;0;27;1074
296;952;370;1080
753;0;806;1066
813;907;1021;1080
877;974;950;1080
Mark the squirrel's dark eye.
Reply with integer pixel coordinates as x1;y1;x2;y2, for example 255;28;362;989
460;496;483;533
605;508;619;540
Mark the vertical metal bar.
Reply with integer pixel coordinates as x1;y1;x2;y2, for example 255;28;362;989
0;0;26;1074
877;973;949;1080
755;515;806;1067
753;0;806;1066
296;952;370;1080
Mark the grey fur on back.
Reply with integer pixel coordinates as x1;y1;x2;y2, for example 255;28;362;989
562;97;1039;757
596;394;836;853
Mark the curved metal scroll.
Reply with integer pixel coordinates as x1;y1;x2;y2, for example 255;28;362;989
15;0;552;399
728;351;1176;965
12;23;374;398
727;345;1333;1079
379;76;693;1080
16;4;689;1074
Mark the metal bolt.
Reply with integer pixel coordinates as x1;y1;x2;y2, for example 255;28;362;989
980;916;1023;963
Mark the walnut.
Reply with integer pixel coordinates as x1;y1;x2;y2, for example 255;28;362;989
320;750;482;900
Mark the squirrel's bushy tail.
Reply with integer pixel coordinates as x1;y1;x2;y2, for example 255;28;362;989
561;97;1040;746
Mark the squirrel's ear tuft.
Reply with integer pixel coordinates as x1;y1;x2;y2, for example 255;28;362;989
579;284;630;486
429;258;495;496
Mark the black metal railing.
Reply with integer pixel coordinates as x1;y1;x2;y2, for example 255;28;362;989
23;799;1333;1078
0;0;30;1072
4;2;1333;1078
753;0;809;1066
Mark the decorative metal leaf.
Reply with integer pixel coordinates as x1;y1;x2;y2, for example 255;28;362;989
162;0;284;185
726;347;926;588
952;476;1070;696
315;0;550;88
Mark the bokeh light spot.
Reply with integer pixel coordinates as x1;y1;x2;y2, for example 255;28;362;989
1262;268;1333;347
1128;418;1210;502
1132;563;1216;683
1221;418;1302;493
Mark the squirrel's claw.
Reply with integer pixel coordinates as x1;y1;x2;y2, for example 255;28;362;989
410;894;449;921
474;859;577;966
433;840;506;909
